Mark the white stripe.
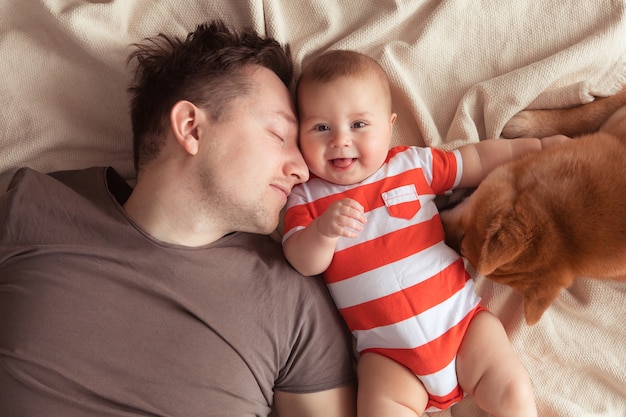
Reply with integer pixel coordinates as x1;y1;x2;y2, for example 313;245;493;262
281;225;303;243
353;280;480;351
327;241;460;309
418;357;459;397
335;198;439;252
451;149;463;189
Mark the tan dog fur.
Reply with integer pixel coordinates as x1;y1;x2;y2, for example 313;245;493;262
441;87;626;325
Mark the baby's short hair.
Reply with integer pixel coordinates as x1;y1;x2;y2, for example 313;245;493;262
297;49;392;111
299;49;387;83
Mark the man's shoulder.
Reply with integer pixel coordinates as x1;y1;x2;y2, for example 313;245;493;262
7;166;104;193
5;166;132;205
6;166;58;192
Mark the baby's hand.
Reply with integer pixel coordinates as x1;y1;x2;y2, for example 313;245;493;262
317;198;367;239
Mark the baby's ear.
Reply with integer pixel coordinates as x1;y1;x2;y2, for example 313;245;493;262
476;214;528;276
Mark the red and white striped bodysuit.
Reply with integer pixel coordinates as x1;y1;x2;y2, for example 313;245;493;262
283;145;484;411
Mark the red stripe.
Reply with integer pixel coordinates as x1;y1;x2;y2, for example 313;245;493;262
339;258;469;330
429;147;459;192
362;305;483;376
325;215;444;283
283;206;314;236
386;145;410;162
427;387;465;410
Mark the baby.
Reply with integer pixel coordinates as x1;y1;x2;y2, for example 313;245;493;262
282;50;555;416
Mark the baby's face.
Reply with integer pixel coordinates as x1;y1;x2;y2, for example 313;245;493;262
297;75;396;185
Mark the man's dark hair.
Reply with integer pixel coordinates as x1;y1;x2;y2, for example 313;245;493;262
127;20;293;171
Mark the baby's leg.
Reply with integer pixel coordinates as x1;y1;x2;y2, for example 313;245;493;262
457;311;537;417
357;352;428;417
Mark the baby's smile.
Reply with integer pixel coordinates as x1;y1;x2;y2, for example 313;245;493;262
330;158;357;169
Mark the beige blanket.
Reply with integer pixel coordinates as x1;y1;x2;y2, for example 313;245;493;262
2;1;625;416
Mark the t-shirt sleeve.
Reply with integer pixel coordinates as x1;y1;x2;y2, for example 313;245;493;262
273;275;356;393
282;184;314;243
413;147;462;194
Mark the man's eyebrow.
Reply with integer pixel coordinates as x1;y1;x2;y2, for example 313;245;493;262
276;110;298;126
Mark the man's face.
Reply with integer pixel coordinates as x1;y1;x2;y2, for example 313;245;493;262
195;66;308;235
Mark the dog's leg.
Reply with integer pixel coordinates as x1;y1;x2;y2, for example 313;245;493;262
522;283;564;325
502;85;626;138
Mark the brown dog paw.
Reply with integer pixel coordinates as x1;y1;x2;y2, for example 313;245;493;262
501;111;538;138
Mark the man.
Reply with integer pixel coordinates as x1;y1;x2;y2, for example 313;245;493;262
0;20;356;416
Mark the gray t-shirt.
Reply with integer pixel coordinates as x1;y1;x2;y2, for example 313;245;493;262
0;167;355;417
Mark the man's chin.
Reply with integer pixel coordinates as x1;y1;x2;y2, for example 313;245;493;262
267;220;280;236
256;217;280;236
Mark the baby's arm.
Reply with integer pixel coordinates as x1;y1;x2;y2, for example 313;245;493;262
283;198;366;276
457;135;569;188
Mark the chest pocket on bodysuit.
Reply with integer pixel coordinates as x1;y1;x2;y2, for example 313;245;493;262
381;184;421;220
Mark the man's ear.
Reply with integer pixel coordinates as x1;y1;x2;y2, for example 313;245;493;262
170;100;203;156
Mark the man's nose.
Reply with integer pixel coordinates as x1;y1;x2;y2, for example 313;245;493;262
287;149;309;184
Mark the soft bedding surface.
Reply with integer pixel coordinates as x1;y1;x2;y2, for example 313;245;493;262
1;1;625;416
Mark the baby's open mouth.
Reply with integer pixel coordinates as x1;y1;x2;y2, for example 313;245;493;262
330;158;356;168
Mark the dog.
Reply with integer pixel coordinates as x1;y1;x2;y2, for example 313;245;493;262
440;86;626;325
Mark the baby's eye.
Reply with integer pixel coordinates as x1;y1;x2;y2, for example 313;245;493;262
352;121;367;128
314;124;330;132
